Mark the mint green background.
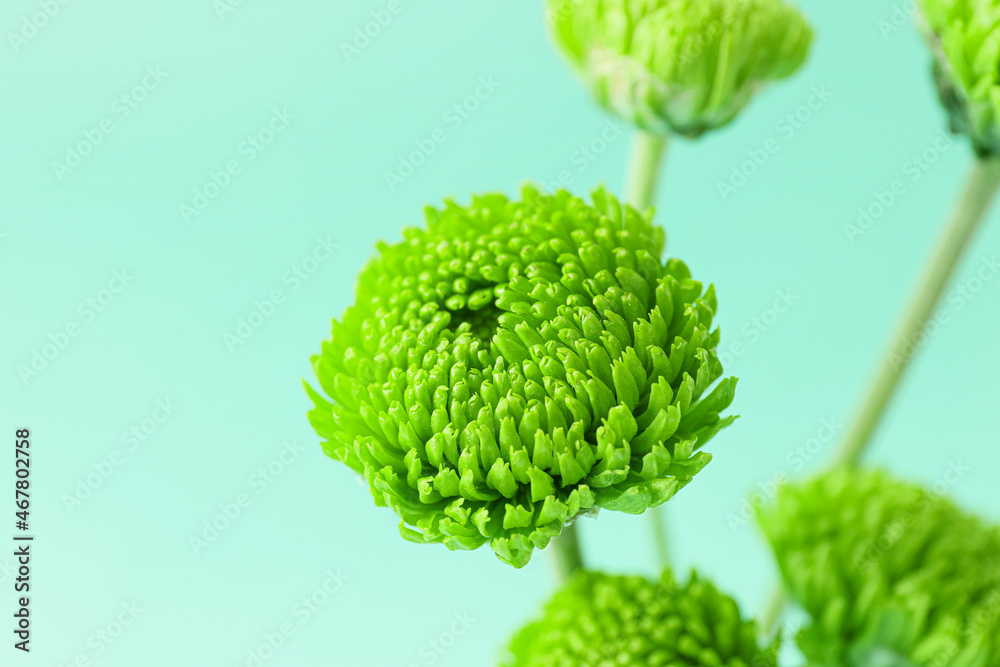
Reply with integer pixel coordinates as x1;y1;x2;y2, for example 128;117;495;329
2;1;999;665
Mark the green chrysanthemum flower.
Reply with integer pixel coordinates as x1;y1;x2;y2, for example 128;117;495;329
919;0;1000;156
306;186;736;567
504;569;777;667
546;0;813;138
758;467;1000;667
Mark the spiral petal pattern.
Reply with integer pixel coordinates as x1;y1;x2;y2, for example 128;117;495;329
504;569;777;666
546;0;813;138
758;467;1000;667
306;186;736;567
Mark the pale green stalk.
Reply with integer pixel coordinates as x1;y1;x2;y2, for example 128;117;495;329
760;157;1000;636
834;157;1000;467
551;522;585;582
625;131;669;209
624;129;672;569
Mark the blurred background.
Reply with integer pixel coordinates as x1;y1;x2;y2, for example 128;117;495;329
2;0;999;665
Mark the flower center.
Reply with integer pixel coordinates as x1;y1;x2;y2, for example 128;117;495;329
445;300;502;342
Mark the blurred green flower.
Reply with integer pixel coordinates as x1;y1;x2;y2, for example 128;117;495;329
546;0;813;138
758;467;1000;667
504;569;777;666
919;0;1000;156
306;186;736;567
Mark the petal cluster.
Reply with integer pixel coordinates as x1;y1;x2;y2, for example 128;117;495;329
504;569;777;666
306;187;736;567
758;467;1000;667
920;0;1000;155
546;0;813;138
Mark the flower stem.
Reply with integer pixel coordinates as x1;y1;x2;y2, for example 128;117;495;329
624;130;672;570
649;507;671;570
833;156;1000;468
759;156;1000;638
551;522;584;582
758;585;787;638
625;131;669;209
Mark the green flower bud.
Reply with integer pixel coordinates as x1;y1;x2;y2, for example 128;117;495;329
504;569;778;667
919;0;1000;156
758;467;1000;667
306;186;737;568
546;0;813;138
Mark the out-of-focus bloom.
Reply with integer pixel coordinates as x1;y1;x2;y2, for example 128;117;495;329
306;187;736;567
504;569;777;666
758;467;1000;667
546;0;813;138
920;0;1000;156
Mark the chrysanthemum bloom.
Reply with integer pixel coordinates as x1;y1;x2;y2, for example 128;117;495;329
758;467;1000;666
306;187;736;567
504;569;777;666
546;0;813;138
919;0;1000;156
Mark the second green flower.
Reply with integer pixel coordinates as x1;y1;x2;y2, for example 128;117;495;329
546;0;813;137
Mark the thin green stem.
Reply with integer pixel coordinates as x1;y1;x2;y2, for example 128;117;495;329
758;585;788;638
833;156;1000;468
759;156;1000;637
550;522;584;582
648;507;671;570
624;130;671;571
625;131;669;209
547;133;667;588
